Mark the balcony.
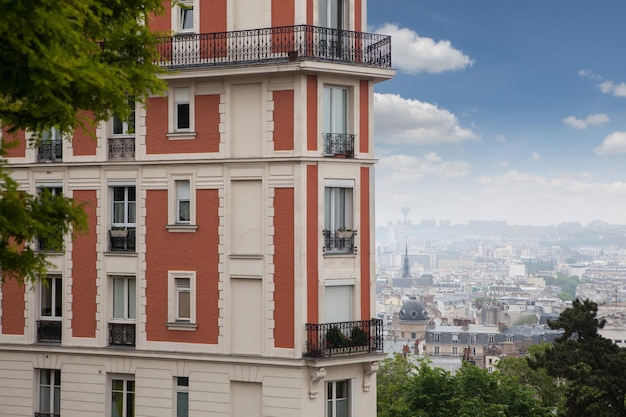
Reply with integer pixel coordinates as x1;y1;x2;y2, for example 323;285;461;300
323;229;357;254
108;227;136;252
37;320;62;343
323;133;354;157
154;25;391;70
109;322;135;346
108;137;135;160
305;319;383;358
37;140;62;163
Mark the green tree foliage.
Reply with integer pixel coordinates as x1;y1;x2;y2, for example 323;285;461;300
530;299;626;417
0;0;168;283
544;273;580;301
377;355;550;417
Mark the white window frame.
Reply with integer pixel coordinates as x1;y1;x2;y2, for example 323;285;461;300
175;87;191;132
176;180;191;224
167;176;197;230
111;99;136;137
434;333;440;343
452;346;458;355
323;85;349;135
111;276;136;321
110;185;137;229
110;376;135;417
452;334;458;343
167;271;197;330
326;379;352;417
168;86;196;138
319;0;347;30
176;377;189;417
175;0;196;34
324;179;354;232
434;346;440;355
37;369;61;417
40;275;63;319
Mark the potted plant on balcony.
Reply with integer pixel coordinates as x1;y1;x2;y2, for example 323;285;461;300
336;228;353;239
110;226;128;238
325;325;347;349
350;326;369;347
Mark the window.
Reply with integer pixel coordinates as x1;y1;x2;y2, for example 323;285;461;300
488;335;495;344
434;333;440;343
168;271;196;328
327;380;350;417
112;186;136;228
38;127;63;162
411;332;416;339
319;0;346;30
452;334;458;343
41;276;62;319
113;277;136;320
37;369;61;417
470;334;476;343
112;99;136;136
111;378;135;417
176;377;189;417
178;1;194;32
176;180;190;223
324;86;348;135
452;346;458;355
325;186;352;231
434;346;440;355
36;185;63;251
175;87;190;131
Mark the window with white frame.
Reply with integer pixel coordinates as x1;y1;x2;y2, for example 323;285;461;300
38;127;63;162
324;183;353;232
111;186;136;228
111;377;135;417
176;180;191;223
37;369;61;417
434;333;440;343
319;0;346;30
112;277;136;320
176;377;189;417
178;1;194;33
112;99;136;136
174;87;191;131
168;272;196;326
323;86;348;135
41;276;62;319
452;334;458;343
327;380;350;417
434;346;440;355
452;346;458;355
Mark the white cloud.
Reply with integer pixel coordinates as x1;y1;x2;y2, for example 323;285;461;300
594;131;626;155
374;23;474;74
376;153;472;184
374;93;478;145
531;152;541;161
562;113;610;129
495;134;506;143
578;69;602;80
599;81;626;97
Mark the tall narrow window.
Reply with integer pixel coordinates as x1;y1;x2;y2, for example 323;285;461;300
324;187;352;231
175;88;190;131
176;180;191;223
113;277;136;320
176;377;189;417
112;99;136;136
112;186;136;228
179;2;194;32
111;378;135;417
41;276;62;319
323;86;348;135
38;369;61;417
175;278;191;321
327;380;350;417
319;0;345;30
38;127;63;162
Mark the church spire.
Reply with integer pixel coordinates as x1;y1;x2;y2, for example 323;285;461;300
402;237;410;278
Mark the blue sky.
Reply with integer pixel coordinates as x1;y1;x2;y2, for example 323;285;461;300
367;1;626;226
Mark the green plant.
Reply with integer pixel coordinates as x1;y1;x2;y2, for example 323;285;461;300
350;326;369;346
325;326;347;348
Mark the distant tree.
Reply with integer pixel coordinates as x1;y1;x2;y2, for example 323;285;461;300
0;0;167;283
544;273;580;301
514;314;538;326
530;299;626;417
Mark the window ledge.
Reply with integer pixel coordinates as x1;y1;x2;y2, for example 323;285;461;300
166;322;197;331
323;252;357;257
166;224;198;232
167;131;197;140
104;251;138;257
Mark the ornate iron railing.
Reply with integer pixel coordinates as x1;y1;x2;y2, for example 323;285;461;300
37;320;62;343
305;319;383;358
154;25;391;69
37;140;62;163
108;227;136;252
108;137;135;160
323;133;355;157
109;322;135;346
323;229;357;254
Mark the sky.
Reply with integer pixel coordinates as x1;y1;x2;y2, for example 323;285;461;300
367;1;626;227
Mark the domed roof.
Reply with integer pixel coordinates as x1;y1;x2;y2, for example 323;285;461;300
398;298;429;322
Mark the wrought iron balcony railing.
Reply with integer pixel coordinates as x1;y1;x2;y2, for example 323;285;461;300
108;227;136;252
109;322;136;346
154;25;391;70
108;137;135;160
323;229;357;254
37;320;62;343
37;140;62;163
305;319;383;358
323;133;355;157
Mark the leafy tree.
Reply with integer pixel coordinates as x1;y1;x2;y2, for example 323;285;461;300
0;0;168;283
377;354;416;417
530;299;626;417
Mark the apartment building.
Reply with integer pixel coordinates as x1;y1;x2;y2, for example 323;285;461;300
0;1;394;416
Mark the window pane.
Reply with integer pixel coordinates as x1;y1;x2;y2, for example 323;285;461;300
335;380;348;399
323;87;332;133
41;279;52;316
336;399;349;417
113;115;124;134
178;291;191;320
54;385;61;413
54;278;63;317
181;7;194;30
128;279;136;320
113;279;125;318
39;385;51;413
177;103;190;130
333;88;347;134
111;390;123;417
179;201;190;222
177;377;189;387
177;392;189;417
176;181;190;199
128;202;136;224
